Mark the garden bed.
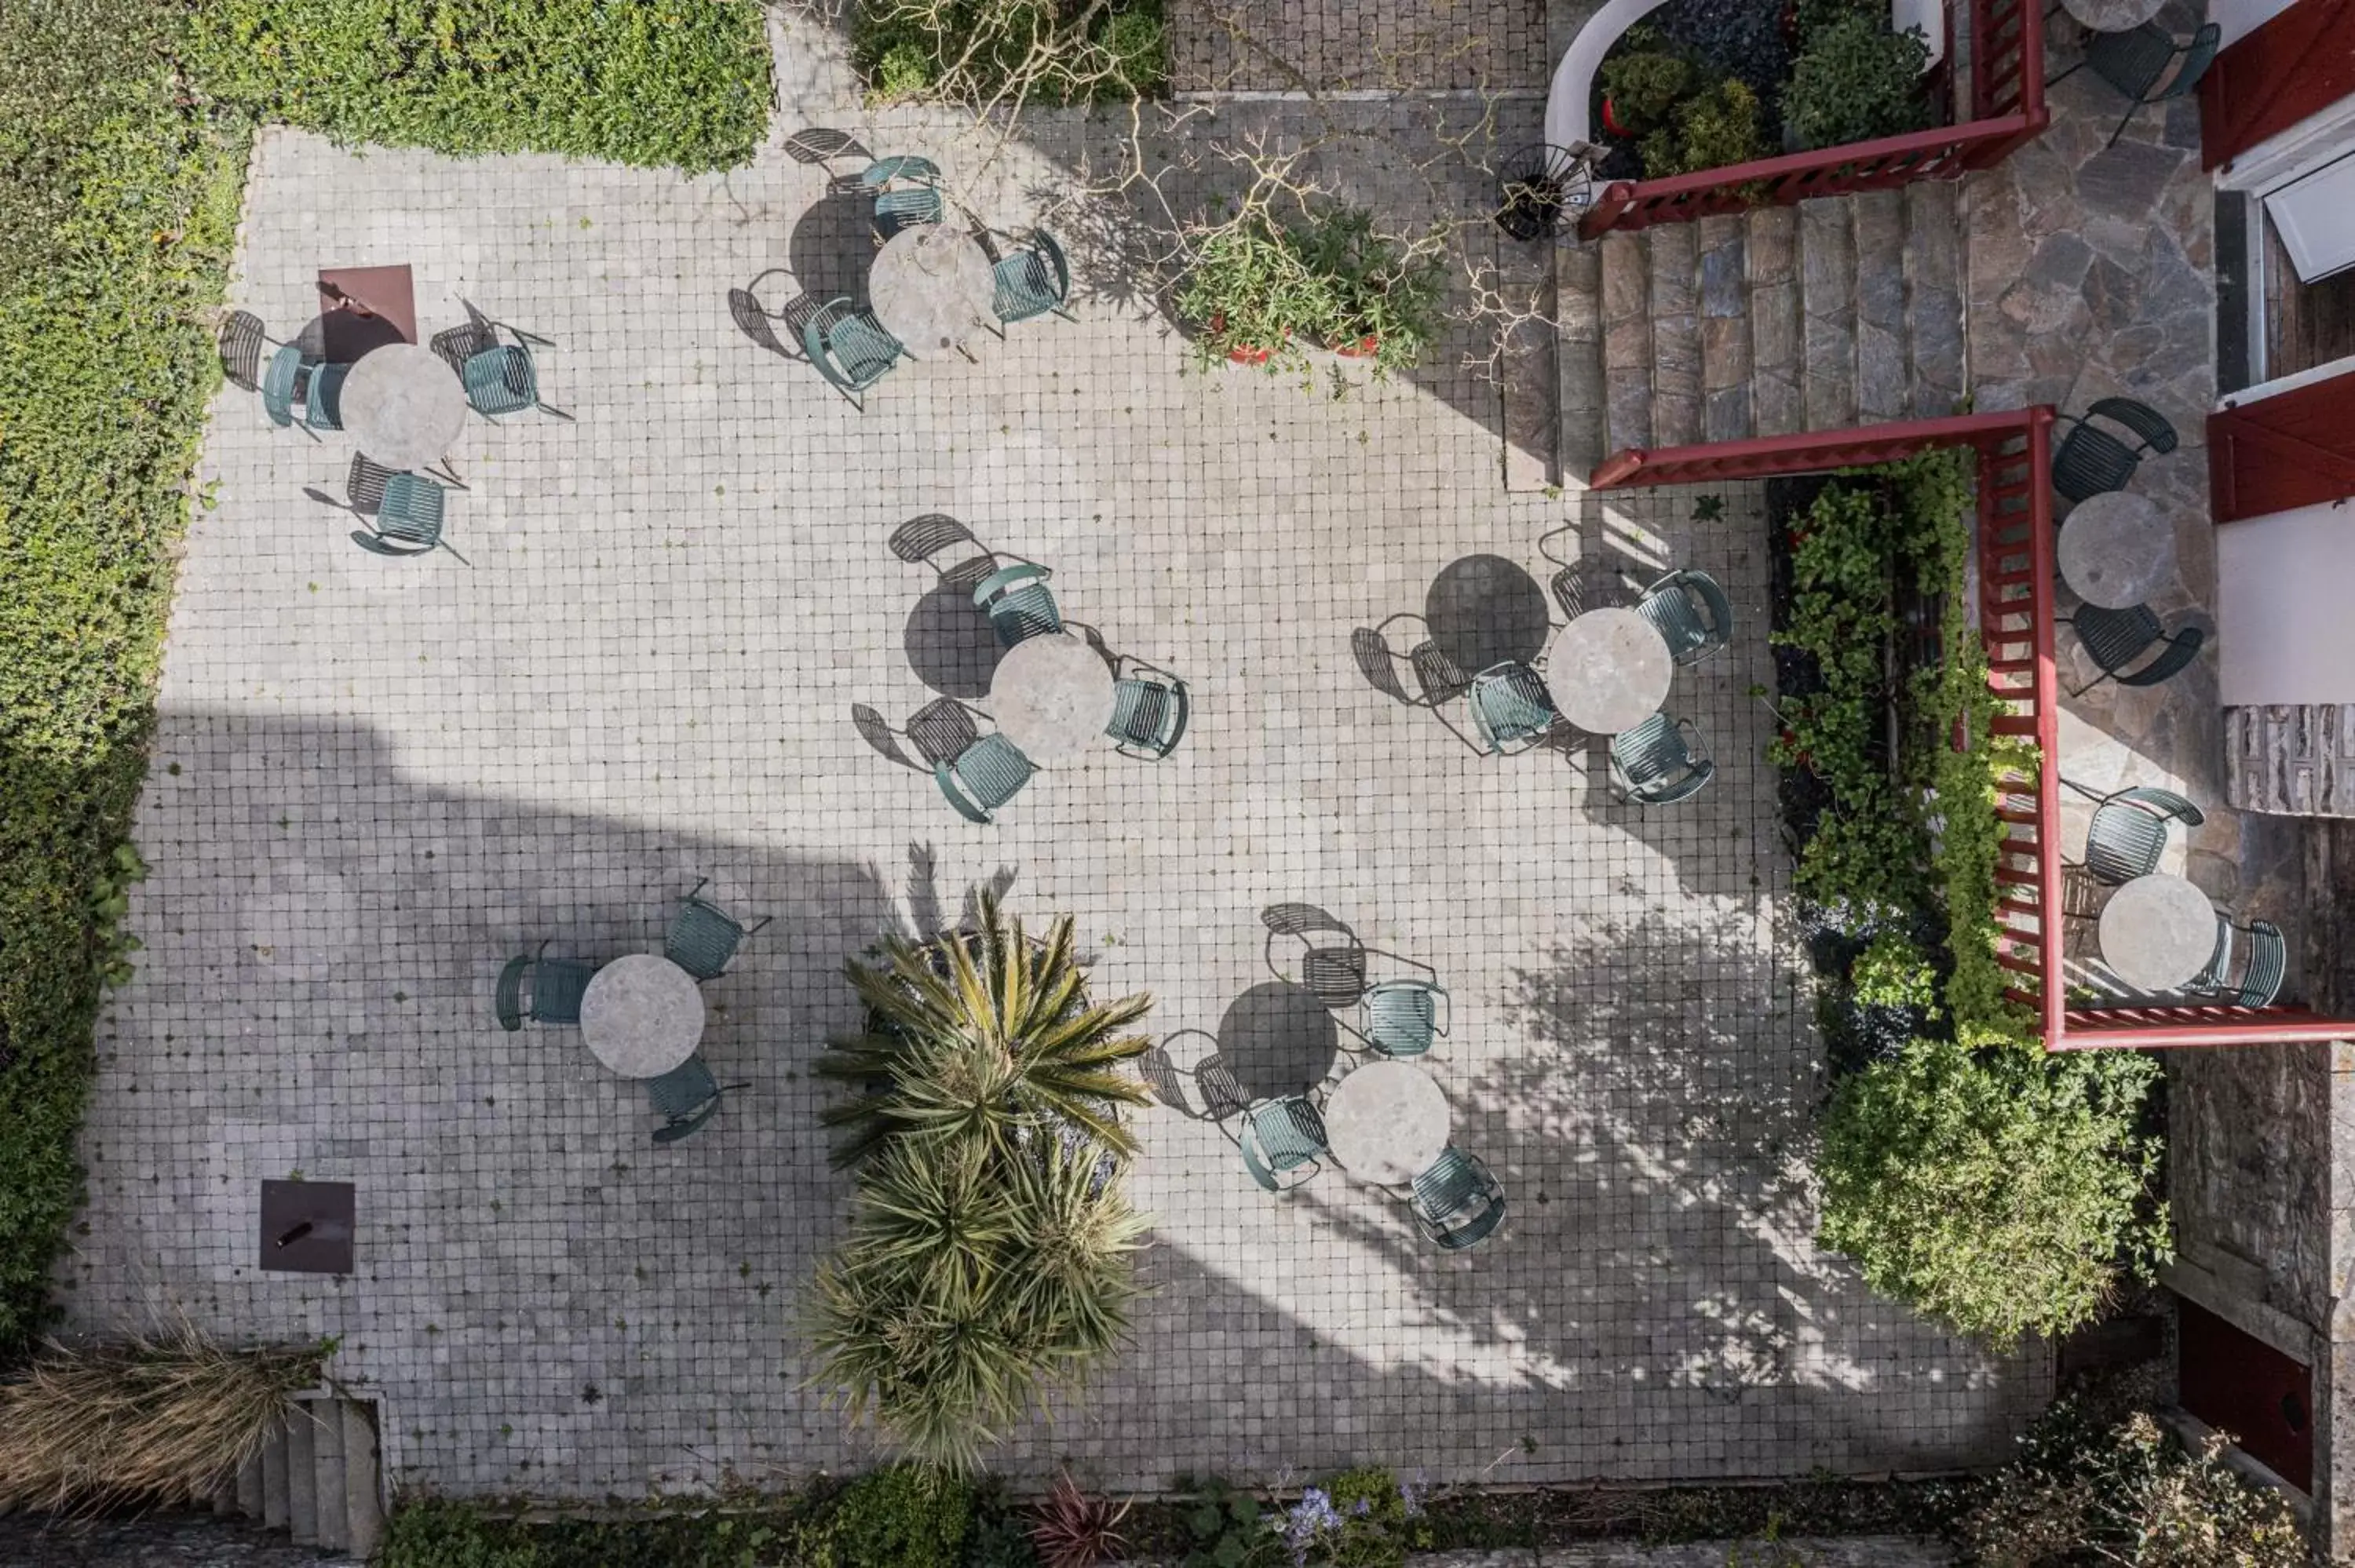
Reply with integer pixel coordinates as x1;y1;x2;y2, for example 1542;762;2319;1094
1589;0;1940;184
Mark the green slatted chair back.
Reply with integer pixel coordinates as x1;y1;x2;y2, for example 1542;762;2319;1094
1409;1146;1505;1248
1363;979;1448;1059
648;1055;750;1143
1240;1097;1327;1191
991;230;1075;324
860;155;940;187
375;473;447;548
1107;673;1188;758
973;563;1062;647
262;345;305;427
2235;921;2287;1008
874;186;946;240
528;956;597;1025
495;955;529;1030
461;343;539;418
1634;569;1733;665
664;879;772;981
2083;801;2168;885
1609;713;1715;804
1466;662;1560;754
304;363;349;431
802;299;905;404
937;735;1035;822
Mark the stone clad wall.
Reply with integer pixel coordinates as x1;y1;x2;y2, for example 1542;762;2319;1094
2225;704;2355;818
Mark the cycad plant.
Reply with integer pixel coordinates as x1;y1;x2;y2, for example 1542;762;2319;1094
810;897;1154;1469
816;897;1152;1169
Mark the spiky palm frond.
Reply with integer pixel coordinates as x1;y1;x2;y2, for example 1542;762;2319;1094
994;1138;1150;1367
815;896;1153;1169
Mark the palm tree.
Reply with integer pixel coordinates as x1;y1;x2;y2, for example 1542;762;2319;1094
816;895;1152;1169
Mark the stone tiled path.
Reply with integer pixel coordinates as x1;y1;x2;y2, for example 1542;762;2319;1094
73;79;2040;1501
1166;0;1553;94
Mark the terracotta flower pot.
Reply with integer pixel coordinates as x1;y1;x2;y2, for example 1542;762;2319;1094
1331;334;1380;358
1210;312;1280;365
1601;97;1628;137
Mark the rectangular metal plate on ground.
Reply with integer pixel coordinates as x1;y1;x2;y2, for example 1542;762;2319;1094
258;1180;356;1274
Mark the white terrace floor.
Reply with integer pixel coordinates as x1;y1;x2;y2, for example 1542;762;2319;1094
74;103;2042;1497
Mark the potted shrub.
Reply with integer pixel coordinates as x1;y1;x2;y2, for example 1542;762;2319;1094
1293;206;1445;375
1174;216;1323;371
1783;8;1933;150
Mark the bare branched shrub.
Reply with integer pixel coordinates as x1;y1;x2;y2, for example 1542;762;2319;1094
0;1327;325;1512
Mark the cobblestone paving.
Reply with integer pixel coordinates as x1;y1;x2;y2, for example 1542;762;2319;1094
1166;0;1554;95
71;77;2039;1502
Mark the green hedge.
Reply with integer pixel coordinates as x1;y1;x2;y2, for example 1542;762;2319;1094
0;0;249;1355
188;0;774;173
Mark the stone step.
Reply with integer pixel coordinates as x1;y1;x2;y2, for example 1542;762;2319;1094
1557;242;1605;480
1601;228;1652;454
235;1441;263;1519
1697;214;1752;443
343;1399;385;1559
307;1395;349;1554
1904;179;1966;416
1648;223;1701;448
1747;206;1804;437
285;1398;318;1545
1853;188;1910;422
1799;196;1860;430
259;1414;289;1533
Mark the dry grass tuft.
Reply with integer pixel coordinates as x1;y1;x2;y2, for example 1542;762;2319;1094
0;1326;325;1513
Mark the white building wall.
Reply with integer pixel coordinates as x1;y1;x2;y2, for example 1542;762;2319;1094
2209;0;2299;48
2218;500;2355;703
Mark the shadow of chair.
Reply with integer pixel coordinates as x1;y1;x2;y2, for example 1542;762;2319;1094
890;512;1000;590
217;310;266;392
1149;1030;1256;1122
851;704;918;769
1260;905;1367;1008
1350;627;1411;703
906;698;984;769
783;126;872;168
729;267;821;359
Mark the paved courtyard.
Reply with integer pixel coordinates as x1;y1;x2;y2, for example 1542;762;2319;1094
69;56;2043;1500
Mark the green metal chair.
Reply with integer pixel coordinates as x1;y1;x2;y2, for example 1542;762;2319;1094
664;878;772;981
261;344;308;427
1608;713;1715;805
2049;396;2178;503
802;298;906;410
1107;664;1188;758
1408;1146;1506;1250
2061;603;2204;696
460;334;554;419
1632;568;1734;665
990;229;1075;327
647;1055;752;1144
860;156;945;240
2191;918;2287;1008
936;733;1036;823
352;472;455;557
1362;979;1448;1059
972;563;1062;647
303;362;349;432
2053;22;2223;150
1240;1096;1328;1191
494;941;598;1030
1466;662;1560;754
2062;780;2201;886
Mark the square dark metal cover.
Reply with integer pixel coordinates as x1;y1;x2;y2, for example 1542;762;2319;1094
258;1180;356;1274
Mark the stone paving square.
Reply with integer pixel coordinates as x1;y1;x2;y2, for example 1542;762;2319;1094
70;93;2043;1500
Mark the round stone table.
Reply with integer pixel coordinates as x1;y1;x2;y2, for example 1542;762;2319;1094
2061;0;2163;28
2098;873;2218;992
990;633;1115;764
868;224;996;357
2058;490;2176;609
579;954;706;1078
1546;607;1674;734
338;343;470;473
1322;1060;1452;1186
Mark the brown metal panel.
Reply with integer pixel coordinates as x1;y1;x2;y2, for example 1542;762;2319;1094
2178;1294;2315;1491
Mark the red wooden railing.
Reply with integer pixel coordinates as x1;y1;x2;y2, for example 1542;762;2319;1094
1576;0;2048;239
1590;410;2351;1052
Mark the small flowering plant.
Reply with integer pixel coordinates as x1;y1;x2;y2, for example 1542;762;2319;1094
1280;1468;1432;1568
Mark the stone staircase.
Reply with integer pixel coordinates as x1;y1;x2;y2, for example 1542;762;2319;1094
212;1391;385;1559
1554;183;1968;477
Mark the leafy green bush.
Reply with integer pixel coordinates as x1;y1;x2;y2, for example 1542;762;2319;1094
803;1466;975;1568
1784;11;1933;149
0;0;249;1356
1640;78;1768;177
1302;1468;1433;1567
1176;1482;1281;1568
1817;1040;2168;1346
854;0;1165;107
1598;49;1693;129
1173;216;1325;372
1959;1400;2305;1565
379;1499;546;1567
1290;208;1447;375
187;0;773;171
1175;206;1444;377
811;900;1153;1469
